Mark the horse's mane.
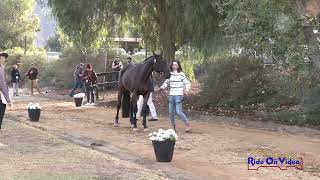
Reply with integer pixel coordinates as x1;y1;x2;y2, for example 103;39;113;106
142;55;155;62
119;55;156;78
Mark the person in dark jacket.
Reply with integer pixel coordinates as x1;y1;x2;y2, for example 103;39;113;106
69;63;86;97
0;52;12;130
11;64;21;96
25;63;41;95
83;64;98;105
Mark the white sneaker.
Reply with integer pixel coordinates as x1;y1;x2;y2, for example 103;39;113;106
90;103;95;106
0;143;8;148
84;103;90;106
185;126;192;132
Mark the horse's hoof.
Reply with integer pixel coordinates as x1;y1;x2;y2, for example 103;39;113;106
143;128;149;132
133;128;139;131
114;123;119;127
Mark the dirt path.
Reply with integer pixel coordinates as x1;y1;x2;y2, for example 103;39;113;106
5;93;320;180
0;120;167;179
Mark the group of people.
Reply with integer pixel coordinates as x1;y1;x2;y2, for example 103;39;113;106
113;56;192;132
69;63;98;105
0;52;44;130
69;56;134;105
0;52;192;132
69;55;192;132
10;63;42;96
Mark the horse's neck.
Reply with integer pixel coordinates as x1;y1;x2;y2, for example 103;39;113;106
141;58;154;81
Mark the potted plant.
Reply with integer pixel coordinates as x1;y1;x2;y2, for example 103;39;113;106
26;102;41;122
149;129;178;162
73;93;85;107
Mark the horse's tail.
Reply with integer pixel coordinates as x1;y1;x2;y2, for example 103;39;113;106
122;90;130;118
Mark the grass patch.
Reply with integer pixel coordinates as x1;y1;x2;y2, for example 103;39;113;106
7;173;95;180
265;111;320;127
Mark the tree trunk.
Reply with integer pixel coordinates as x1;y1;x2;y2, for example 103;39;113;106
156;0;176;63
303;25;320;70
296;0;320;71
80;47;87;63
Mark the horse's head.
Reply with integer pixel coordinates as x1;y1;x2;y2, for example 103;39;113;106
152;53;171;79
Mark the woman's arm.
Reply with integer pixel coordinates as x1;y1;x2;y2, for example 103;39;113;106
112;61;117;69
119;61;123;68
0;69;11;103
182;73;191;93
11;69;15;78
18;70;21;79
160;79;169;90
92;70;98;84
25;69;31;76
33;68;38;76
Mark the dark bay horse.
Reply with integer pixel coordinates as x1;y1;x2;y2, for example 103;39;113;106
114;54;171;130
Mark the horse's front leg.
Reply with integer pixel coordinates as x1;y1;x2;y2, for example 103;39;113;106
131;93;138;130
142;92;151;130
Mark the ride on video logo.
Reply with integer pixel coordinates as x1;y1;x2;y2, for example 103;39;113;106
247;149;303;170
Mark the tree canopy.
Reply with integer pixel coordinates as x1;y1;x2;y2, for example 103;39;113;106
45;0;320;67
0;0;39;50
45;0;221;61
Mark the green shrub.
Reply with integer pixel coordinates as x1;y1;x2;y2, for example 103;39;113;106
202;55;299;109
300;85;320;126
5;47;46;86
266;111;320;126
40;47;133;89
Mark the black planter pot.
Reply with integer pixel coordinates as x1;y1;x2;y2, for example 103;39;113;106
152;140;176;162
28;109;41;122
74;97;83;107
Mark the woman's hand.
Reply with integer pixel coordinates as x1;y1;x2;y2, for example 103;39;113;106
184;91;189;96
8;102;13;108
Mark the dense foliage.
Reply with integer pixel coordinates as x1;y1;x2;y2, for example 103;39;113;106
0;0;39;50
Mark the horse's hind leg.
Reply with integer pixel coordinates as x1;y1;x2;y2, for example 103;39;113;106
114;88;123;126
131;93;138;130
142;93;151;130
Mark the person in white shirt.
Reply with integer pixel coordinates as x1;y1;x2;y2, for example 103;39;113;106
160;61;191;132
136;73;158;121
136;93;158;121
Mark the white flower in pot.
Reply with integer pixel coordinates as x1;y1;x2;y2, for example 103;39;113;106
73;93;85;98
149;129;178;162
26;102;41;109
26;102;41;122
149;128;178;142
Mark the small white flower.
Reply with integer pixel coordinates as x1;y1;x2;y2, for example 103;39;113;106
74;93;86;98
149;128;178;141
26;102;41;109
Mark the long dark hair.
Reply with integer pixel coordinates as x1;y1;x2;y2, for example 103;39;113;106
170;61;183;73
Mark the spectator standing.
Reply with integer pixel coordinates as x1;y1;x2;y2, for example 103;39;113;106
25;63;41;95
69;63;86;97
83;64;98;105
11;64;21;96
0;52;12;130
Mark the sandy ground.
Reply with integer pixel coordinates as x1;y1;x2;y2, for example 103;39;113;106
0;121;167;180
2;92;320;180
